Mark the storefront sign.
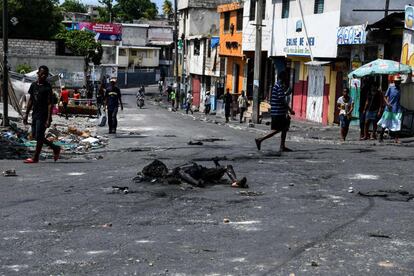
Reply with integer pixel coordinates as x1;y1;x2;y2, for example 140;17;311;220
78;22;122;41
284;37;315;56
405;5;414;31
337;25;366;45
401;30;414;67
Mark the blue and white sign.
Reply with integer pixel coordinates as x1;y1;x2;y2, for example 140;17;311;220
337;25;367;45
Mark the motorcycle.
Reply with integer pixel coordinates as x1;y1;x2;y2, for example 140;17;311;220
136;94;145;108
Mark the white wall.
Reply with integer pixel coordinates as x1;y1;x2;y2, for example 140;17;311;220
122;25;148;46
187;39;205;75
242;0;272;52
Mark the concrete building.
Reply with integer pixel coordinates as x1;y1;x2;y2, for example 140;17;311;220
178;0;233;110
241;0;412;125
218;2;245;95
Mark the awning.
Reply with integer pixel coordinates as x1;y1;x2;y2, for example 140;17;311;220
211;37;219;48
304;61;330;66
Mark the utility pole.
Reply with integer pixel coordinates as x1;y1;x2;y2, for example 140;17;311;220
173;0;180;109
385;0;390;17
181;33;186;97
2;0;9;127
252;0;263;124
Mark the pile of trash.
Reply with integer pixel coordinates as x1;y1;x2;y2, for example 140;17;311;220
0;125;30;160
0;116;108;159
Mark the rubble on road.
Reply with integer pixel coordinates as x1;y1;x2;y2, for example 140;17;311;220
0;116;107;159
2;169;17;177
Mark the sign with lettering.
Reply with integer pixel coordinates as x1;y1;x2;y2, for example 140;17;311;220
284;37;315;56
337;25;366;45
405;5;414;31
78;22;122;41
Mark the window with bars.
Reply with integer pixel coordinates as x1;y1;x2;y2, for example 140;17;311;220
282;0;289;18
237;9;243;31
224;12;230;31
314;0;324;14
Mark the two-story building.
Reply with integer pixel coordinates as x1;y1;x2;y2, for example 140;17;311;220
178;0;233;110
218;2;245;95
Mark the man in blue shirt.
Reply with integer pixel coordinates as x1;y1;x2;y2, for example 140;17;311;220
255;71;295;152
378;75;402;143
104;77;123;134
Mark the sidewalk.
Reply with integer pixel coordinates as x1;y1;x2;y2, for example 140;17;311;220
143;84;414;146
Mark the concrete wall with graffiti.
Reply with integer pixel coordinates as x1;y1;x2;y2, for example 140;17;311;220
9;55;85;87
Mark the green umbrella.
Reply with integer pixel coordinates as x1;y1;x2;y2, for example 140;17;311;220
348;59;412;78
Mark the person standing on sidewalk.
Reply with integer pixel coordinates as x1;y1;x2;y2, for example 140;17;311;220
337;87;354;141
237;91;248;123
224;89;232;123
204;91;211;115
170;89;177;111
186;91;193;114
60;85;69;120
362;82;383;140
104;77;123;134
378;75;402;143
254;71;295;152
23;65;61;163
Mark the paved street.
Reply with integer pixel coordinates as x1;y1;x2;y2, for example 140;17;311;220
1;87;414;275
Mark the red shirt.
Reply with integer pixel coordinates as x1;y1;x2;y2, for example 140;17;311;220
61;89;69;103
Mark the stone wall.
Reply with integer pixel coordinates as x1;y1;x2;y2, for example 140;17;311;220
0;39;57;56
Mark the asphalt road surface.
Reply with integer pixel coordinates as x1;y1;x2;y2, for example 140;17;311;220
0;87;413;275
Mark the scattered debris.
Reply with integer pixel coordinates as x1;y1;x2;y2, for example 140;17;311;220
239;191;263;197
0;116;107;160
378;260;394;268
188;141;203;146
369;233;391;239
2;169;17;177
195;138;225;142
311;261;319;267
348;186;354;193
105;186;129;194
358;190;414;202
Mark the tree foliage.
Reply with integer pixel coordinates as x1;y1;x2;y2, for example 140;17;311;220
60;0;87;13
162;0;172;18
0;0;63;39
97;0;114;22
55;30;103;65
114;0;158;22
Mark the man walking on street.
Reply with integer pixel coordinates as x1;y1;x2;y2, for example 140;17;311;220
104;77;123;134
237;90;248;123
23;65;61;163
186;90;193;114
254;71;295;153
170;89;176;111
204;91;211;115
224;89;232;123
